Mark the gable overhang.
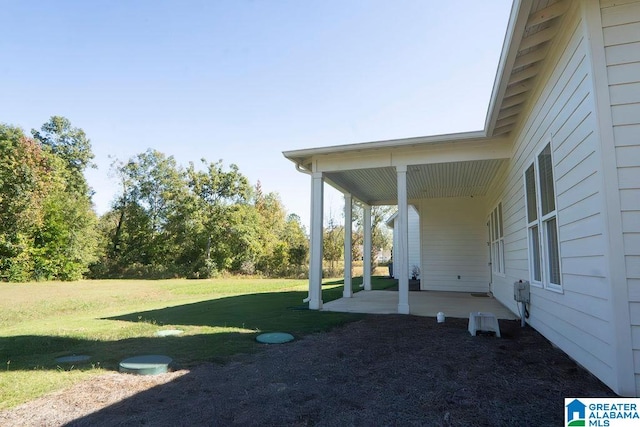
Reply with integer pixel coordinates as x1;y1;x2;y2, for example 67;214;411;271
485;0;569;137
283;0;570;202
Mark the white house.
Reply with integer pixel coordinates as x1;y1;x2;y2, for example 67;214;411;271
283;0;640;396
386;206;421;282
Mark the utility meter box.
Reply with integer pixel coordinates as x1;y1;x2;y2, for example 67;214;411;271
514;280;530;303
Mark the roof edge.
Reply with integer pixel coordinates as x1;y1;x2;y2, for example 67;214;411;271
283;130;488;160
484;0;534;135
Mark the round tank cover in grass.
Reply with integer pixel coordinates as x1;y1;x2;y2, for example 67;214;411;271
256;332;295;344
155;329;183;337
55;355;91;363
119;355;172;375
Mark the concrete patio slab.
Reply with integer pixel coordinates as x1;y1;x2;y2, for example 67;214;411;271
322;290;517;320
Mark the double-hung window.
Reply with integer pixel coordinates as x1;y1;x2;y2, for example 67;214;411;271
489;202;505;275
525;142;562;290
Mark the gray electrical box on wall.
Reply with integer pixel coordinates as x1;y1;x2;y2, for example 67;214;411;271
514;280;530;303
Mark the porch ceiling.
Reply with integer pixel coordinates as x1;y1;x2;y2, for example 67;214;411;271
325;158;507;205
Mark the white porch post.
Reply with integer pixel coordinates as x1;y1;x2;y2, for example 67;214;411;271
397;165;410;314
309;172;324;310
343;194;353;298
363;204;372;291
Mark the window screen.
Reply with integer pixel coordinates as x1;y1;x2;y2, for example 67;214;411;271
525;164;537;223
530;225;541;282
546;218;561;285
538;144;555;216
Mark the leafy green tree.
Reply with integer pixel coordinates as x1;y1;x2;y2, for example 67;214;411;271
32;116;95;196
1;120;99;281
101;202;156;276
252;183;285;275
185;159;255;276
0;125;52;280
32;117;99;280
283;214;309;271
323;218;344;276
282;214;309;276
101;150;187;276
188;160;251;206
32;187;99;280
0;125;49;241
122;150;186;234
213;204;262;273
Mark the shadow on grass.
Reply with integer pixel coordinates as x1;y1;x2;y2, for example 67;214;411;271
0;332;252;373
104;291;359;331
1;280;399;376
0;290;364;374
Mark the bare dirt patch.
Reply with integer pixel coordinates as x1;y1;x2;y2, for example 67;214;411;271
0;315;615;426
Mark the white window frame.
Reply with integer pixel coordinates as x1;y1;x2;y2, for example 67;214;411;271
489;202;505;276
524;140;563;292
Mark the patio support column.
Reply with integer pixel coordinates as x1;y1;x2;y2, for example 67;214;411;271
396;165;410;314
343;194;353;298
363;204;372;291
309;172;324;310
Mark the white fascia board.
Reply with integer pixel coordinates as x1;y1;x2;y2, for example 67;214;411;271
313;137;511;173
384;205;416;228
484;0;534;136
282;130;487;169
385;211;399;228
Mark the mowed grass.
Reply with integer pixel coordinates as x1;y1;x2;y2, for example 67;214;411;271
0;277;394;409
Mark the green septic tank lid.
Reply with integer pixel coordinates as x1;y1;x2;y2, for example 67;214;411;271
119;355;172;375
256;332;295;344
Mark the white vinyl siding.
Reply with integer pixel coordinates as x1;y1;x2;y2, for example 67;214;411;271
601;0;640;394
407;207;421;280
389;206;421;280
486;3;616;391
419;197;489;293
489;202;505;276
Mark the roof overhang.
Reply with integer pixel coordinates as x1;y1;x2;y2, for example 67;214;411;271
283;130;488;173
485;0;569;136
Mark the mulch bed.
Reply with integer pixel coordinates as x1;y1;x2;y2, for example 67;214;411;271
0;315;615;426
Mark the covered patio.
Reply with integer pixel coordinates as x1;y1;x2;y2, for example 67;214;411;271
323;290;517;320
284;133;516;317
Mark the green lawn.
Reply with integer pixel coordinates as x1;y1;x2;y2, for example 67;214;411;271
0;276;395;409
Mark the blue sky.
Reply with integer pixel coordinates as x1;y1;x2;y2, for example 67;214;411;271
1;0;512;228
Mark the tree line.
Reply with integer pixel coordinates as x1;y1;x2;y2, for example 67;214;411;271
1;116;391;282
1;117;308;281
94;152;310;279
